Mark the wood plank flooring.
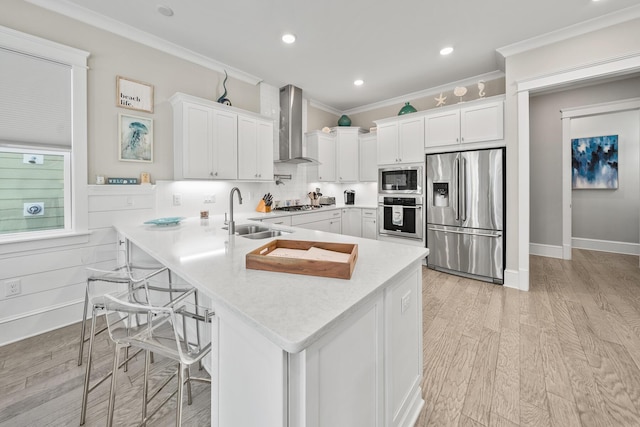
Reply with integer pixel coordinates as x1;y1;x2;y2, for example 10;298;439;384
417;249;640;427
0;249;639;426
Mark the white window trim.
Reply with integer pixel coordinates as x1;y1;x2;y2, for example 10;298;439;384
0;25;90;252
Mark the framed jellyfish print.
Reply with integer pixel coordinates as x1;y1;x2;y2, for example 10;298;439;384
118;113;153;163
571;135;618;189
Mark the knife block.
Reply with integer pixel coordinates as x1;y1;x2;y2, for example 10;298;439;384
256;199;271;213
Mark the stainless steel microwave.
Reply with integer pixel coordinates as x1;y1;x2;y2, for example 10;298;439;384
378;166;422;194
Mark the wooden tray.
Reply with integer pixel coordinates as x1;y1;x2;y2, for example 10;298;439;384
246;239;358;280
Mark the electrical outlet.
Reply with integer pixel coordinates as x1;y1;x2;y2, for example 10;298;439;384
5;279;21;297
401;291;411;314
204;195;216;204
173;194;182;206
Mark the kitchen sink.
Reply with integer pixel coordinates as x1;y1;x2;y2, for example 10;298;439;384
222;224;291;239
222;224;269;235
242;230;290;240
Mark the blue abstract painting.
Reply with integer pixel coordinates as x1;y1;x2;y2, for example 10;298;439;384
572;135;618;189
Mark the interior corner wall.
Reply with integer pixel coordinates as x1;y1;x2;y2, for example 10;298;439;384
529;75;640;247
571;109;639;244
1;0;261;184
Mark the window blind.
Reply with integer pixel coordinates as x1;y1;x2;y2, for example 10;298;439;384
0;47;71;148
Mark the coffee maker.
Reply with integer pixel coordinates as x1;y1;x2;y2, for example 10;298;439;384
344;189;355;205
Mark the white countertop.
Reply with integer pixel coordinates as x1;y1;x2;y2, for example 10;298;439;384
114;216;427;353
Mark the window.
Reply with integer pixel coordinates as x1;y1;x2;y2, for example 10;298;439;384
0;25;89;247
0;148;70;235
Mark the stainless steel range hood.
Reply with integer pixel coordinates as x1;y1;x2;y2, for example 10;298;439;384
278;85;318;164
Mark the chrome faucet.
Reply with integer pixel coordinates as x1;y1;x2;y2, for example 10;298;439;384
228;187;243;235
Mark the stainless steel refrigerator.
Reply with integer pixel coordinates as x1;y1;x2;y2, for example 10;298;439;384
426;148;504;283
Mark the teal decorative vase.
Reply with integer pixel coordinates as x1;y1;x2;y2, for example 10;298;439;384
337;114;352;126
398;102;417;115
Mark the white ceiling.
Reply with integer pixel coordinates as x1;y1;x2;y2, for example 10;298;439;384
28;0;640;111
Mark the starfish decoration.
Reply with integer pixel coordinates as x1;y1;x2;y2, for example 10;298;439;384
435;93;447;107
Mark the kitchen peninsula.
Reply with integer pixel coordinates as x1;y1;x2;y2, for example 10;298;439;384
114;217;428;427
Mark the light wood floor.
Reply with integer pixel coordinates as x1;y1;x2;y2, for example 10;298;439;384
417;249;640;427
1;249;639;426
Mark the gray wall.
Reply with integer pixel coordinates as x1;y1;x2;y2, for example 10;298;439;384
529;75;640;246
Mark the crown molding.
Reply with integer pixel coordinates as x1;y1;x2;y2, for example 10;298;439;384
497;4;640;59
516;50;640;93
307;98;342;116
342;70;504;116
25;0;263;85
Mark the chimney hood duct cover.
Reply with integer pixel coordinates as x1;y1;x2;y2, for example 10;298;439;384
278;85;318;164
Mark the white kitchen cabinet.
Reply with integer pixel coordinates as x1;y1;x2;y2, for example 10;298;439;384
424;98;504;148
341;208;362;237
335;127;363;182
171;92;274;181
398;116;425;163
359;133;377;182
238;116;274;181
375;116;424;165
171;98;238;180
306;130;336;182
362;208;377;239
424;109;460;147
376;122;398;165
460;100;504;144
292;209;341;234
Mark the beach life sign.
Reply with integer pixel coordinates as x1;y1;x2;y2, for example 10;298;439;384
116;76;154;113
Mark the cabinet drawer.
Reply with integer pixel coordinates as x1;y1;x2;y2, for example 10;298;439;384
291;209;341;226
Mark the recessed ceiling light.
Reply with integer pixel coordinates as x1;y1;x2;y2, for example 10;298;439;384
440;46;454;56
354;79;364;86
282;34;296;44
157;5;174;17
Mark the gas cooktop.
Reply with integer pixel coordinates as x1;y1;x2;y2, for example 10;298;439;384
274;205;323;212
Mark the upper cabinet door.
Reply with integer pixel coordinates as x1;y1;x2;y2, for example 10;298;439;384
377;122;399;165
306;131;336;182
336;129;359;182
213;109;238;179
460;101;504;144
398;116;425;163
424;110;460;148
182;102;213;179
238;116;274;181
359;134;377;182
256;119;274;180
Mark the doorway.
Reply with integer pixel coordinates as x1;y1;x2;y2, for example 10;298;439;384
561;101;640;260
516;53;640;290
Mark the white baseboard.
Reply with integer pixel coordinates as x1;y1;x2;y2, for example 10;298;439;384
572;237;640;256
503;269;524;291
0;299;83;347
529;243;564;259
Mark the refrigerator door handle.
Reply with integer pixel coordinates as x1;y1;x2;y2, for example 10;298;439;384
461;156;467;222
427;226;502;238
454;157;460;221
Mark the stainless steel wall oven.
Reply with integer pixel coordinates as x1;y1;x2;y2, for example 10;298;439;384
378;196;423;240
